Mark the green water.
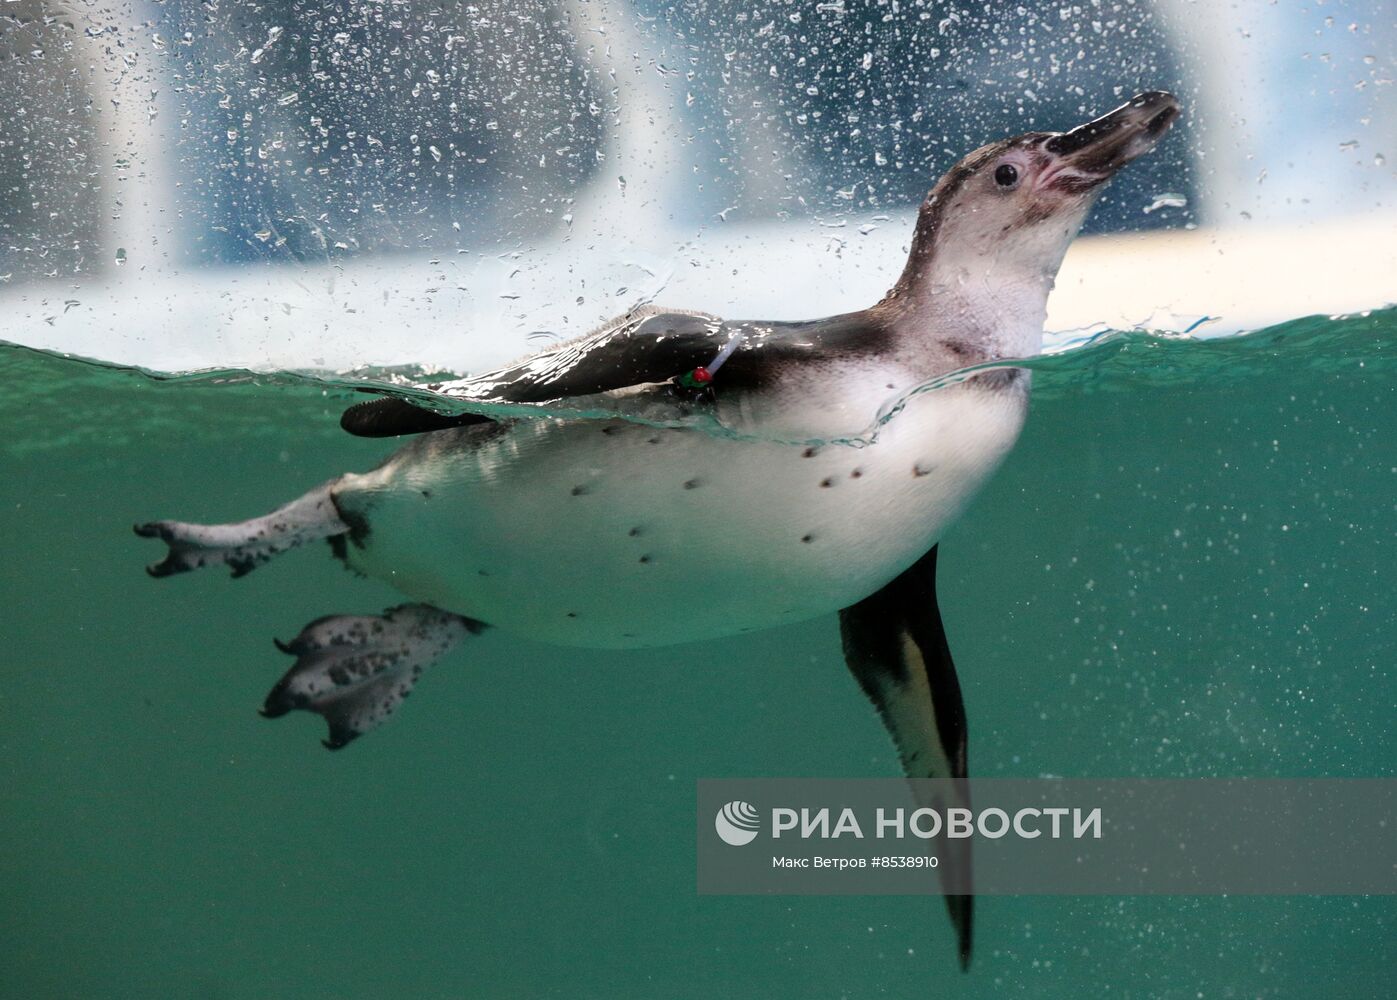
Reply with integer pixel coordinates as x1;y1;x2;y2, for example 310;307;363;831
2;310;1394;998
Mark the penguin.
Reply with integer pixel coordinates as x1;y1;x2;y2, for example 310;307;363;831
135;91;1181;968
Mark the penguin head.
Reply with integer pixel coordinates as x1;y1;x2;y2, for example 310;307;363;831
904;92;1181;288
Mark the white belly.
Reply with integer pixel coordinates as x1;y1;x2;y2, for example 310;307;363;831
336;382;1027;648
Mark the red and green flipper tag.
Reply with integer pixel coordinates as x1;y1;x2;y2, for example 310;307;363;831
676;366;713;390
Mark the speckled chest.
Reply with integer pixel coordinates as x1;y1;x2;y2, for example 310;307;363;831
335;373;1029;649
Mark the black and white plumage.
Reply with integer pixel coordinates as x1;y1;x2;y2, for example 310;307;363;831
135;92;1180;968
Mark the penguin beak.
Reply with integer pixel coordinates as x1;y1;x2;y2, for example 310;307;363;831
1039;91;1181;190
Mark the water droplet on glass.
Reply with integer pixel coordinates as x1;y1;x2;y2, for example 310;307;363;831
114;248;127;266
1143;192;1187;214
1338;140;1359;152
251;26;283;64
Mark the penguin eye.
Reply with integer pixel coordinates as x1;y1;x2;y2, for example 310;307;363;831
994;164;1019;189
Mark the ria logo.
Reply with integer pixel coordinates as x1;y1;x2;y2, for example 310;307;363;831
715;800;761;846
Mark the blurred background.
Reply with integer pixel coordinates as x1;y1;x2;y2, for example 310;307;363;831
0;0;1391;371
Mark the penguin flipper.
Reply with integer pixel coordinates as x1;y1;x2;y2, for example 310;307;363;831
262;604;485;749
339;397;494;438
838;544;974;970
443;308;739;403
338;307;894;435
338;309;728;438
340;305;893;438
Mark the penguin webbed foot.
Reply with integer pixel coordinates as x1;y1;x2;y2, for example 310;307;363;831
262;604;484;750
134;480;350;579
134;519;276;578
